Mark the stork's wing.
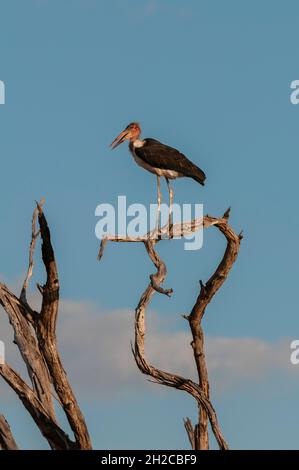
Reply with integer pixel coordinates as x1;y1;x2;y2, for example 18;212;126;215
135;138;206;185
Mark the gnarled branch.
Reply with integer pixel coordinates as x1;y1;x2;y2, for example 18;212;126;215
0;285;55;421
35;204;91;449
188;208;241;448
0;364;74;450
99;210;241;450
0;203;92;449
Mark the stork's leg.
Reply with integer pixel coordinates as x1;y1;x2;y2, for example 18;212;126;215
166;177;174;230
155;175;162;235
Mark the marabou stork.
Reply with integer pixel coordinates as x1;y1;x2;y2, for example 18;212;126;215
110;122;206;232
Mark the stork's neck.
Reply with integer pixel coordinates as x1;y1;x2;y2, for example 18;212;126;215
131;138;145;148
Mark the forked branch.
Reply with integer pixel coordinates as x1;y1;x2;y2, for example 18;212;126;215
0;202;92;449
99;209;241;450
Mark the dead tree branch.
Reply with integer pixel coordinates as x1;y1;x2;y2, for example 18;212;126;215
0;203;92;449
0;364;73;449
187;207;240;449
183;417;195;450
99;210;241;450
20;200;43;307
0;414;18;450
0;285;56;421
35;203;91;449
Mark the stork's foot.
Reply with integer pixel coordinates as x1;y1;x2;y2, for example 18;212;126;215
167;215;174;238
149;226;162;241
149;221;176;240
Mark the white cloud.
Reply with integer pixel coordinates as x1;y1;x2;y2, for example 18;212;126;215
206;336;295;391
0;295;296;401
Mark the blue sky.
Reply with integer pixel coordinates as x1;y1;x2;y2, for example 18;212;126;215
0;0;299;449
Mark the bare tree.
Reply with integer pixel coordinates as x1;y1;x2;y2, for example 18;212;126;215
98;208;242;450
0;202;241;451
0;202;92;450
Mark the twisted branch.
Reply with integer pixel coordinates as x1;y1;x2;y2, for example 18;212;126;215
98;209;241;450
188;207;241;448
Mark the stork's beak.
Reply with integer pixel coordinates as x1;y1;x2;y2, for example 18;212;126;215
110;129;130;149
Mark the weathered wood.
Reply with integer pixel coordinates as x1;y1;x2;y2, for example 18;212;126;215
183;417;195;450
0;286;55;421
0;203;92;450
0;415;18;450
133;239;229;450
187;208;240;449
0;364;74;449
35;204;92;450
99;211;241;450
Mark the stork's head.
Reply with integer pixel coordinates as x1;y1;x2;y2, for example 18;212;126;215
110;122;141;149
